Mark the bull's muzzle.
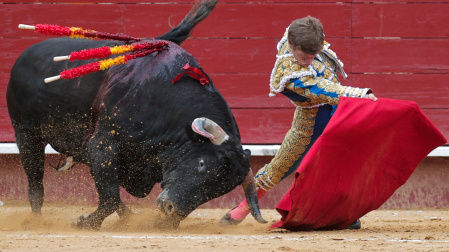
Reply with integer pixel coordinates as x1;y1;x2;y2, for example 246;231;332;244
157;188;174;215
156;188;182;228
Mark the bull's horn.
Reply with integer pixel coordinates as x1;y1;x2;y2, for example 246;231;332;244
242;169;267;223
191;117;229;145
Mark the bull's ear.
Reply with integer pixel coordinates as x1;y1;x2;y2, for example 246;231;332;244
185;124;206;143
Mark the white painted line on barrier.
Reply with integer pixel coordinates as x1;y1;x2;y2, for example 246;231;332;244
243;145;449;157
0;143;448;157
0;143;58;154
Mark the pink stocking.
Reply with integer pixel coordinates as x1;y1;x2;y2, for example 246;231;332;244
228;189;268;221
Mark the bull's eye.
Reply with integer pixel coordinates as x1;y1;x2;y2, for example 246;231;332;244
198;159;206;173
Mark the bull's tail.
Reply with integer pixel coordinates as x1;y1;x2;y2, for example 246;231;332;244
156;0;218;45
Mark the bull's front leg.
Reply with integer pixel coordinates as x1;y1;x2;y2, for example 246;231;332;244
117;200;133;219
72;136;122;230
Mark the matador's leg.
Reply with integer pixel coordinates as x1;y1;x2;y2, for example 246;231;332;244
220;106;323;225
254;106;318;191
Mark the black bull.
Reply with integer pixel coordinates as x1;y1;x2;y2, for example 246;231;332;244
6;0;266;229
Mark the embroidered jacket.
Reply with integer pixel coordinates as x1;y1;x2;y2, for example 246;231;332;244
269;28;371;107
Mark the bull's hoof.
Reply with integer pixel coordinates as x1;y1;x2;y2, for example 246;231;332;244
346;219;361;230
219;212;242;226
71;215;100;230
71;215;87;229
117;206;133;220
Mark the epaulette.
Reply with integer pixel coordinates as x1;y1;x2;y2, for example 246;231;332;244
321;41;347;79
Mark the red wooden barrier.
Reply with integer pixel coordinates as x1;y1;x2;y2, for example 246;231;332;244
352;39;449;73
1;154;448;209
2;0;353;5
353;3;449;38
0;1;448;144
0;3;352;39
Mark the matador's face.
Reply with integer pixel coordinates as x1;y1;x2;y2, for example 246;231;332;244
290;43;318;67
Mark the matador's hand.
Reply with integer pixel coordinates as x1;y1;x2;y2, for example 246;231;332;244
365;93;377;101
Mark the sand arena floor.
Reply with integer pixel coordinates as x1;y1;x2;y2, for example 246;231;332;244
0;201;448;251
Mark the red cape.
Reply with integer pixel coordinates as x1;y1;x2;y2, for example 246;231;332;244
270;97;447;231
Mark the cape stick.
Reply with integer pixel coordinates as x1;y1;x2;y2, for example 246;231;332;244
19;24;141;42
45;47;166;83
53;41;168;62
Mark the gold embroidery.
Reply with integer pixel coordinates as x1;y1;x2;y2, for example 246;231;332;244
271;56;313;93
323;68;333;80
312;61;323;72
255;107;318;190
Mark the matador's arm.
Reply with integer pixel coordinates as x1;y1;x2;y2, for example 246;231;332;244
286;76;373;106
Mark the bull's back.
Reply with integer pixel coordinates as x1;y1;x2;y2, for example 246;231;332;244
7;38;115;154
101;41;237;142
8;37;114;115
